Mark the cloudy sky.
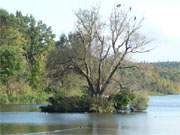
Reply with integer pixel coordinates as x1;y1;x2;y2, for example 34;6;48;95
0;0;179;62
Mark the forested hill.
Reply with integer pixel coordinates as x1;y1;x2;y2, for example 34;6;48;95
152;62;180;68
119;62;180;95
151;62;180;85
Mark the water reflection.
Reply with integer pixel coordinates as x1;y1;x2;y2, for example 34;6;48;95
0;124;50;134
1;95;180;135
0;113;120;134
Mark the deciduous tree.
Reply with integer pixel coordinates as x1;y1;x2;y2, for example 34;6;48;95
49;5;150;97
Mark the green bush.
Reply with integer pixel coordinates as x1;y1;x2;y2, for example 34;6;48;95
131;91;149;111
112;90;148;112
42;92;115;113
112;90;134;112
42;92;92;112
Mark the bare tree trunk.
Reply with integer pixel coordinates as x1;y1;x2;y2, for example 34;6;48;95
54;5;151;97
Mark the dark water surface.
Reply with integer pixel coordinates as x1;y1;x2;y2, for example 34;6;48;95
1;95;180;135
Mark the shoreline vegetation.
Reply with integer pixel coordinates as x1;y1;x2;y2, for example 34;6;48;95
0;6;180;113
41;90;149;113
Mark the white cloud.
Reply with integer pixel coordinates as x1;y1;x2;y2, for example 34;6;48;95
134;1;180;39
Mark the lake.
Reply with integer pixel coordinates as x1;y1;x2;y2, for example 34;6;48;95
1;95;180;135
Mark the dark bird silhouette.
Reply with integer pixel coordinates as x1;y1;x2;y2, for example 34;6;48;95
116;4;121;7
129;7;132;11
134;16;136;21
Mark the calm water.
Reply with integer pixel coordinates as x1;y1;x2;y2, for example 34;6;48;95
1;95;180;135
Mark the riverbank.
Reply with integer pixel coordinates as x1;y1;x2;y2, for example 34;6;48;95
0;92;49;104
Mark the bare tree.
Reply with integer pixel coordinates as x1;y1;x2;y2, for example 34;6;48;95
53;5;150;97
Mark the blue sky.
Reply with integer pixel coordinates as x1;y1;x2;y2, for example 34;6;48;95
0;0;179;62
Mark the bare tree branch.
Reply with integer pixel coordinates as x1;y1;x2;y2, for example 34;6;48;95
53;5;151;96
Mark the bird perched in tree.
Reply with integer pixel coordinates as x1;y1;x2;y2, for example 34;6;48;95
129;7;132;11
134;16;136;21
116;4;121;7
